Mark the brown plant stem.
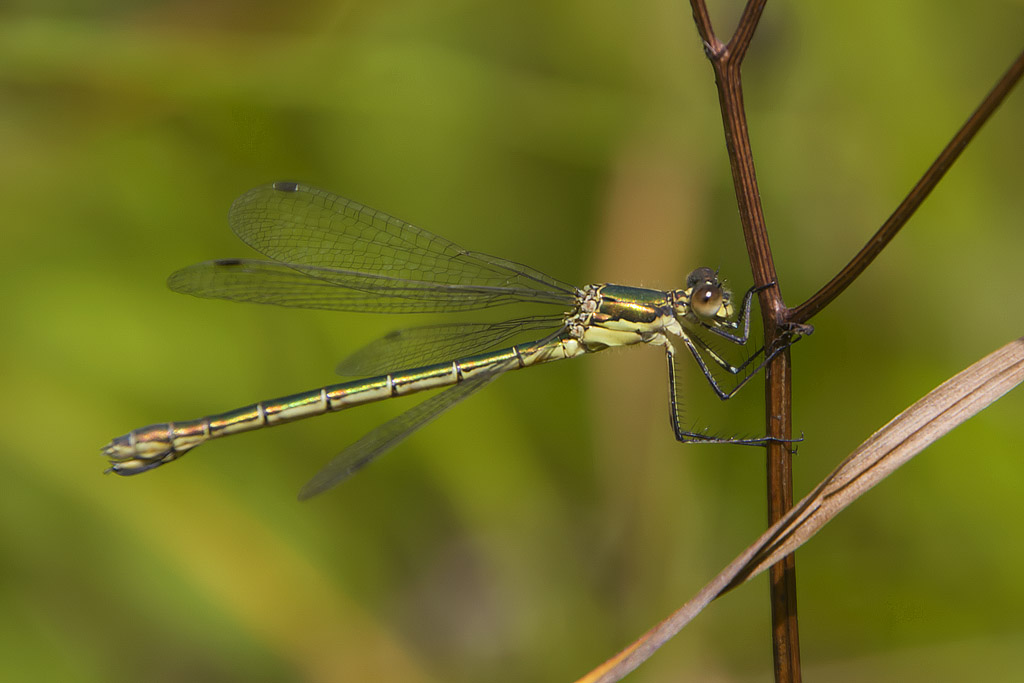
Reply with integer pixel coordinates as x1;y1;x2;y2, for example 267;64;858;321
690;2;801;681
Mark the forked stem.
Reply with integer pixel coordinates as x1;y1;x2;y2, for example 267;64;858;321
690;1;799;680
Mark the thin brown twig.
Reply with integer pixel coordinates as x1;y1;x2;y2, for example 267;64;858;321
789;48;1024;324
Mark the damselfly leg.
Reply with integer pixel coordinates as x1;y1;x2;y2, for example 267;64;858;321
668;280;800;444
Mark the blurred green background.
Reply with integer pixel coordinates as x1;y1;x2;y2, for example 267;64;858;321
2;1;1022;681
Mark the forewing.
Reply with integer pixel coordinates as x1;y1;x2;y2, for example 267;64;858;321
228;182;576;302
166;258;548;313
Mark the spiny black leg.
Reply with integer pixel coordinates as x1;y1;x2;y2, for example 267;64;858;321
688;331;766;376
677;330;785;399
683;325;803;398
665;344;794;445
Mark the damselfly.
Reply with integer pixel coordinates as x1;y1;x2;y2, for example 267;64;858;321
103;181;796;499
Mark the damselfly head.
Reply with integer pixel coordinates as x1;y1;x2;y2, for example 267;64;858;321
679;267;733;321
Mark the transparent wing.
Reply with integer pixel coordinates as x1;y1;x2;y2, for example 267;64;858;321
167;259;571;313
336;316;564;376
297;373;499;500
193;181;579;310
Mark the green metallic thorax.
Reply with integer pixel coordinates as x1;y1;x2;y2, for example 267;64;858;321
580;284;680;350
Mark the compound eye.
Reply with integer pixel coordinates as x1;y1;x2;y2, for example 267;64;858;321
691;284;723;318
686;267;717;289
